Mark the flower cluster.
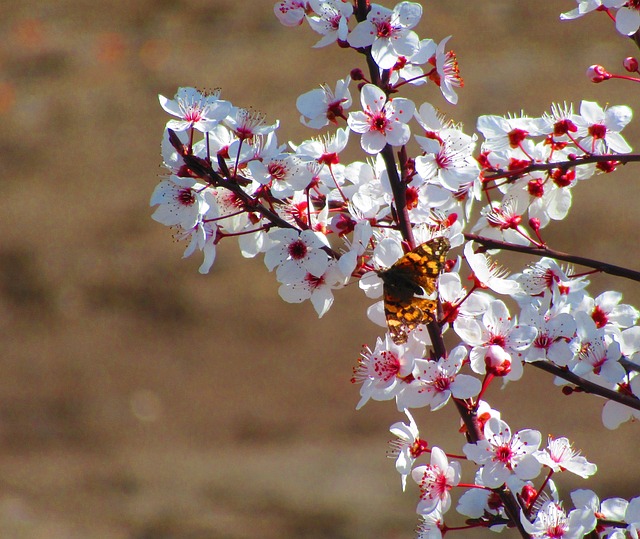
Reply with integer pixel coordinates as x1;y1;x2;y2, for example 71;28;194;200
562;0;640;36
150;1;640;537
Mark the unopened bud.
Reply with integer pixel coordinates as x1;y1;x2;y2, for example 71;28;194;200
586;64;611;83
527;178;544;198
623;56;639;72
484;345;511;377
520;485;538;506
529;217;541;233
350;68;365;81
596;160;618;173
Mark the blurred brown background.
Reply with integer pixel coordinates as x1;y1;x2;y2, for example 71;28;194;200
0;1;638;537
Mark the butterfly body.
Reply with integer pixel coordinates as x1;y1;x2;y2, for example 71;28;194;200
377;237;450;344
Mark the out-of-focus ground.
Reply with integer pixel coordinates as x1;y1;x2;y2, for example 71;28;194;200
0;1;639;537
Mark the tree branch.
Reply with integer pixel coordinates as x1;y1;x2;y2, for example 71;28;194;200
530;361;640;411
483;153;640;183
465;233;640;283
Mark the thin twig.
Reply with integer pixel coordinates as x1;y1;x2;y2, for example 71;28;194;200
465;233;640;283
530;361;640;411
483;153;640;182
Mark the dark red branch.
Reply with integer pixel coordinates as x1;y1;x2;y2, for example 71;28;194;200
531;361;640;411
379;145;415;248
465;233;640;283
483;153;640;182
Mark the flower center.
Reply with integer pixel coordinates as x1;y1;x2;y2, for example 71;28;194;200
588;123;607;140
268;161;287;182
494;445;513;465
370;112;390;133
528;178;545;198
375;20;393;38
433;374;452;393
288;239;308;259
508;128;528;148
305;273;325;289
534;333;552;351
177;188;196;206
591;305;608;328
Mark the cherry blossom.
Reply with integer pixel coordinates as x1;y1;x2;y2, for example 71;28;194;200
438;272;492;328
520;500;597;539
388;38;436;86
455;299;537;382
577;290;640;331
560;0;604;20
295;127;350;169
572;312;627;384
263;228;330;282
601;371;640;429
570;489;629;538
237;227;275;259
520;306;577;366
179;216;218;274
471;195;532;246
224;106;279;141
347;1;422;69
415;507;445;539
457;477;508;525
151;2;640;534
463;242;521;295
388;409;427;490
150;176;215;231
575;100;633;154
160;128;194;175
352;334;424;409
430;36;463;105
296;76;352;128
341;158;390;220
624;496;640;539
398;345;481;410
158;87;231;133
306;0;352;47
411;446;461;515
414;126;479;192
539;101;581;139
533;437;597;478
273;0;309;26
613;1;640;35
463;418;542;488
477;113;545;152
513;258;589;308
248;152;312;199
347;83;415;153
278;260;348;317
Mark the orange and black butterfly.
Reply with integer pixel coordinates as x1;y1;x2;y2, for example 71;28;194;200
377;237;450;344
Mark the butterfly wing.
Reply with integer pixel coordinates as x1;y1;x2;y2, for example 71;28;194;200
379;237;450;344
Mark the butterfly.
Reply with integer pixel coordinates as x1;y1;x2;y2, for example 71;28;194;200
376;237;450;344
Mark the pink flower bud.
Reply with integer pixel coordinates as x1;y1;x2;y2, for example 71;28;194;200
527;178;544;198
529;217;541;232
623;56;639;72
350;68;365;81
484;345;511;377
520;485;538;506
586;64;611;83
